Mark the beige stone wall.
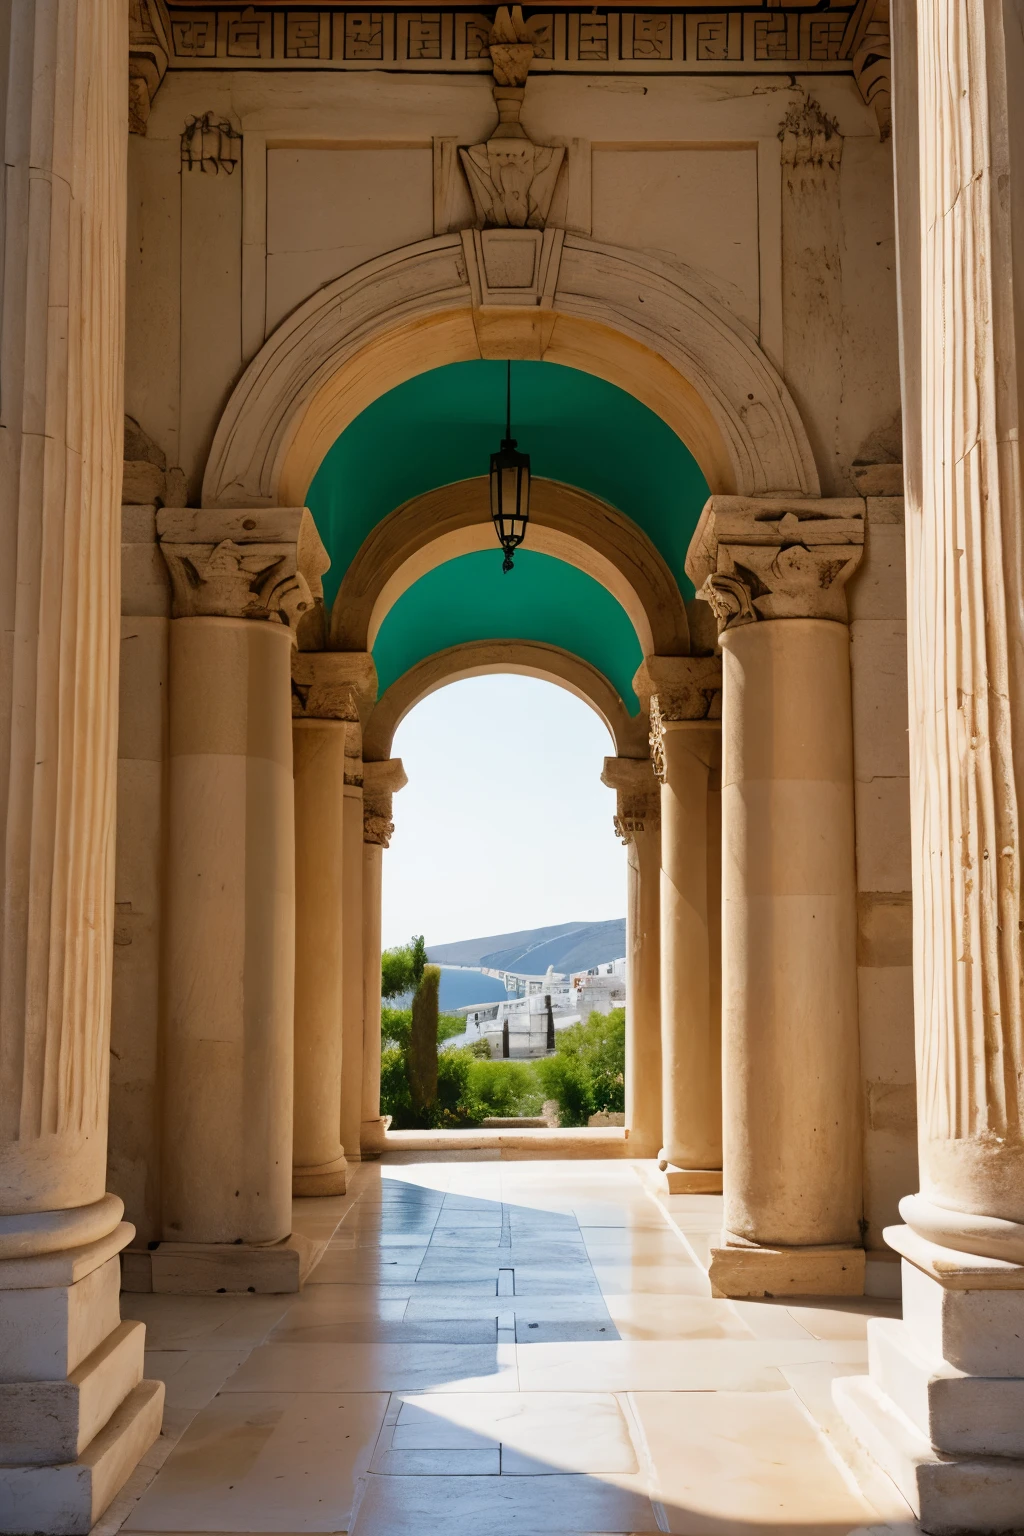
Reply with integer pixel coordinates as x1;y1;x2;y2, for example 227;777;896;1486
847;490;915;1262
125;69;899;500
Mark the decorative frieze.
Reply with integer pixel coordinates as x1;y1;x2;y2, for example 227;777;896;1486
157;507;329;632
687;496;865;631
164;3;881;74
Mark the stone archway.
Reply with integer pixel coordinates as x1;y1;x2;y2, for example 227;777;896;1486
362;638;648;764
201;234;821;513
332;477;690;657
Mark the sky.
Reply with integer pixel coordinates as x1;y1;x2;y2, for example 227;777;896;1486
381;675;626;950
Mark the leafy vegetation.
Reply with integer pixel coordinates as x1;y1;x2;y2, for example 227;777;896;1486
379;1002;626;1130
380;934;427;1002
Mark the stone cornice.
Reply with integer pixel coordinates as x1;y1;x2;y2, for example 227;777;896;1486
157;507;329;635
686;495;865;630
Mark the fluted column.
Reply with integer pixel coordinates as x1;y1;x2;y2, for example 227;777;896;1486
689;495;865;1295
0;5;165;1527
602;758;662;1159
834;7;1024;1526
361;760;408;1154
157;509;328;1291
634;660;723;1192
291;654;376;1195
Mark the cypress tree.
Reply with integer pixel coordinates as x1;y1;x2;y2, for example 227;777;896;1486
409;963;440;1115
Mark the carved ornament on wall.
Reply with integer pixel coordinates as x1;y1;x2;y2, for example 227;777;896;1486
459;5;564;230
157;507;329;633
181;111;241;173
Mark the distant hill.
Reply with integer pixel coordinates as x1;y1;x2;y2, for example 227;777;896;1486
427;919;626;977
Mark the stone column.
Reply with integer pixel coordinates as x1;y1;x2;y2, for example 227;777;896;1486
601;758;663;1160
156;508;329;1293
634;660;724;1192
291;655;377;1196
834;6;1024;1525
0;4;165;1527
689;495;866;1295
361;760;408;1154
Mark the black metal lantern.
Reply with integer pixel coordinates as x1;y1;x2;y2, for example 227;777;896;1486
490;361;531;573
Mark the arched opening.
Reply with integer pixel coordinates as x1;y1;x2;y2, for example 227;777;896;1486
378;673;627;1133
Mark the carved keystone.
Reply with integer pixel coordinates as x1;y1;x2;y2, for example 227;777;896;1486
686;495;865;631
157;507;329;634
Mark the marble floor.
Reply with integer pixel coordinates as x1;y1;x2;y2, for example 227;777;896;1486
102;1157;919;1535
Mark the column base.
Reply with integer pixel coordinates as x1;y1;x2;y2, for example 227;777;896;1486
360;1116;390;1156
0;1378;164;1536
292;1153;348;1197
122;1233;325;1295
834;1374;1024;1535
655;1162;723;1195
709;1240;865;1297
834;1223;1024;1534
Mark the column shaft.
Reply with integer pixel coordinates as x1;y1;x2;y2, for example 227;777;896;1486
834;6;1024;1524
719;620;861;1248
660;725;722;1181
0;4;163;1524
292;720;348;1195
162;618;295;1246
340;781;365;1161
360;840;385;1151
624;824;662;1159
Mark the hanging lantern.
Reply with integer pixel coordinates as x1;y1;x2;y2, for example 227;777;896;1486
489;361;531;573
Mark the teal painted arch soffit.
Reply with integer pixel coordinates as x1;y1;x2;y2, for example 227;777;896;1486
371;550;645;716
306;359;710;614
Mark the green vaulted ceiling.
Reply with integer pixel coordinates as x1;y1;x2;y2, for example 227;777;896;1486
305;358;709;716
372;550;645;714
307;360;709;610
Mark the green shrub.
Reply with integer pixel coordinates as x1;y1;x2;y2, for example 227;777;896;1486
534;1008;626;1127
464;1059;543;1120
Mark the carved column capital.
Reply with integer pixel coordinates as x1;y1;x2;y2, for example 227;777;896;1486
157;508;330;639
632;656;723;782
362;758;408;847
601;757;661;845
291;652;377;723
129;0;170;135
686;495;865;632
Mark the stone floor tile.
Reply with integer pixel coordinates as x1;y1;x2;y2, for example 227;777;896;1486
515;1338;866;1392
122;1391;389;1532
221;1340;520;1393
786;1299;902;1340
143;1349;249;1410
631;1388;879;1533
602;1294;755;1342
348;1471;660;1533
592;1262;714;1296
122;1294;292;1351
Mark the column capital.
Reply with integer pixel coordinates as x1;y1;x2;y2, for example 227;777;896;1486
686;495;865;630
291;652;378;722
157;507;329;637
601;756;661;844
632;656;723;782
362;758;407;847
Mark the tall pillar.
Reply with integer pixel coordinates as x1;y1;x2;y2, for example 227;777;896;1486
361;760;408;1155
602;757;662;1159
834;3;1024;1525
156;509;328;1293
341;766;366;1160
291;654;377;1195
689;495;866;1295
0;5;164;1527
633;660;724;1191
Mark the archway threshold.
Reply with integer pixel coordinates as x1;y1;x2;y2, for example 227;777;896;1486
379;1127;630;1159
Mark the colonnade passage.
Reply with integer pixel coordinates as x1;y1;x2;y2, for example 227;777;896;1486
4;0;1024;1531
